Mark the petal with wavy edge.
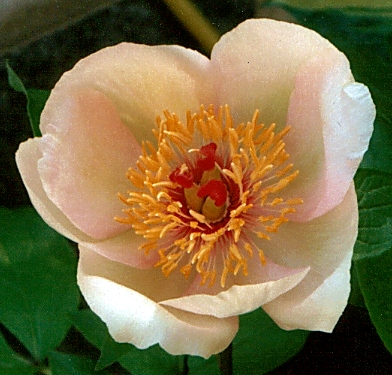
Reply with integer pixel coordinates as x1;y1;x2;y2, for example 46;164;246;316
42;43;213;146
160;261;309;318
36;88;140;239
284;49;374;221
210;19;333;128
77;247;238;358
262;184;358;332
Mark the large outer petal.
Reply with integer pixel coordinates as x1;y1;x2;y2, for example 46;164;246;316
77;247;238;358
159;261;309;318
37;88;141;239
17;41;214;257
210;19;374;220
262;184;358;332
210;19;332;127
284;49;374;221
16;138;157;268
35;43;212;239
42;43;213;145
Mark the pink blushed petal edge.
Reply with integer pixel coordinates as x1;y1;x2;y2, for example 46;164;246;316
37;88;141;239
285;49;374;221
16;139;156;269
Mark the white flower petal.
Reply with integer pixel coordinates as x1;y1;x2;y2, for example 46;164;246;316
262;184;358;331
77;247;238;358
160;262;309;318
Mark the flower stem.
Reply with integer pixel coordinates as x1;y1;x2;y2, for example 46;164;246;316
161;0;221;54
218;342;233;375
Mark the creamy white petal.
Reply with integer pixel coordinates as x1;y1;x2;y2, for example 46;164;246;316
160;262;309;318
77;247;238;358
261;184;358;331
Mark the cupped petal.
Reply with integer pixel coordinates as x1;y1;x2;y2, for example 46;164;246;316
284;49;375;221
210;18;333;127
160;260;309;318
264;251;352;332
43;43;213;145
78;247;238;358
37;88;141;239
261;184;358;332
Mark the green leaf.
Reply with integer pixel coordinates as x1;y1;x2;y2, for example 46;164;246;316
6;61;49;137
355;247;392;354
49;352;110;375
187;356;220;375
348;261;365;308
119;345;183;375
232;308;309;374
353;169;392;260
72;309;133;370
270;0;392;10
96;337;134;371
71;309;108;349
352;168;392;353
0;330;37;375
0;207;80;360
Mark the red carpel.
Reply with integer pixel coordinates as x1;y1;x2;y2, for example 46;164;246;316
197;179;228;206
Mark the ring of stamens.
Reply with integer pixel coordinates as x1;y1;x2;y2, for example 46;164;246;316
116;105;302;288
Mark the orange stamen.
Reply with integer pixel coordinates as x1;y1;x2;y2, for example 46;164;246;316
116;104;302;287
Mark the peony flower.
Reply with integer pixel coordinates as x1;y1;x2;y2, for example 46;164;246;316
16;19;375;358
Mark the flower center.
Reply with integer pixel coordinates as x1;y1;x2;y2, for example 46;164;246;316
169;143;228;223
116;105;302;287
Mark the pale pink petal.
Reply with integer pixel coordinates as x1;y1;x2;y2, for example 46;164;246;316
15;138;92;243
284;49;375;221
77;247;238;358
37;88;141;239
81;230;159;269
43;43;213;145
210;19;332;127
160;261;309;318
16;138;155;269
263;251;352;332
261;184;358;331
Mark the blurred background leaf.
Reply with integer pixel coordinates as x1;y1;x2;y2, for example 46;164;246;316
269;0;392;10
48;351;111;375
233;308;309;374
0;330;37;375
356;247;392;355
0;207;80;361
6;62;48;137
